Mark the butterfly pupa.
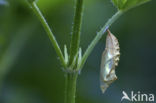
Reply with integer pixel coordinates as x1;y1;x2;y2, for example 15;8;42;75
100;29;120;93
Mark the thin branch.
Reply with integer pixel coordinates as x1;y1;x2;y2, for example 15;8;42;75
29;2;66;67
69;0;84;66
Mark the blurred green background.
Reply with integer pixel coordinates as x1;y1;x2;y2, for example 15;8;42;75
0;0;156;103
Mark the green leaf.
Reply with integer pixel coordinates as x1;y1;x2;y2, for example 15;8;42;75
111;0;151;11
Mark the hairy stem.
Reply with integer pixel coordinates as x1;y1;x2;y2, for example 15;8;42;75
79;10;123;69
65;72;78;103
69;0;84;66
29;2;66;67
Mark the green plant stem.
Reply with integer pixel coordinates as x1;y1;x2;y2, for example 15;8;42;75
64;72;78;103
29;2;66;68
69;0;84;66
79;10;123;69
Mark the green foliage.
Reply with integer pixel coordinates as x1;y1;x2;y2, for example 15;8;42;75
111;0;151;11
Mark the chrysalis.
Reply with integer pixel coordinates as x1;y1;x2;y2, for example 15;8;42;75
100;29;120;93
